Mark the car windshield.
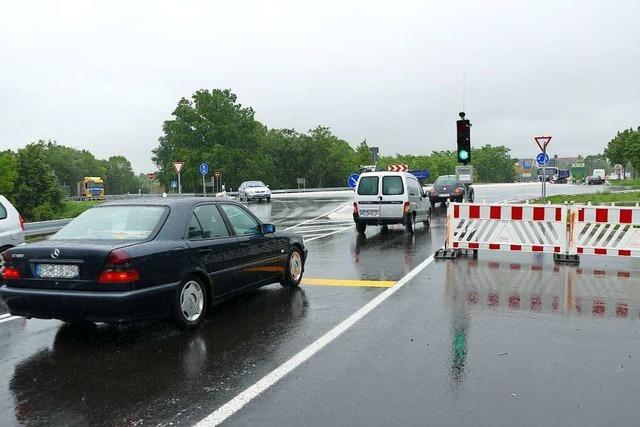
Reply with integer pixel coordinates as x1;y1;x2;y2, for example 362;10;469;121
247;181;266;187
435;176;457;186
53;206;167;240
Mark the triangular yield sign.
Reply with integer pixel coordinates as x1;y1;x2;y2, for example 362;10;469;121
534;136;552;152
173;161;184;174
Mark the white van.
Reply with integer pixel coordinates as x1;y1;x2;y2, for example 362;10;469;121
353;172;430;233
0;195;25;258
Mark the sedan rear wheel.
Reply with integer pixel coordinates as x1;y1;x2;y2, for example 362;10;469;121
172;275;207;330
281;248;304;287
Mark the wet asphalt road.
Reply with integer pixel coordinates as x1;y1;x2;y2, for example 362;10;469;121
2;183;638;426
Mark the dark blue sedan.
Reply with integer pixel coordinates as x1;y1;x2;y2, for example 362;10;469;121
0;198;307;329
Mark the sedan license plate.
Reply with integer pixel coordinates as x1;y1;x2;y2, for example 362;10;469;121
360;209;379;217
439;193;450;198
35;263;80;279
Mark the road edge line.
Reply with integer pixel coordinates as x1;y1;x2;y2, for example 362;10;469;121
196;252;438;426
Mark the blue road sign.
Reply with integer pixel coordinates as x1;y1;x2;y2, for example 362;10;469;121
536;153;549;165
521;160;533;170
199;163;209;175
409;169;430;180
171;180;178;188
347;174;360;189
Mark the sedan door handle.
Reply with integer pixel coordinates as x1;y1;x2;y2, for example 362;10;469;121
198;248;212;254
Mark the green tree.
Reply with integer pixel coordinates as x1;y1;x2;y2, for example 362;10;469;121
583;153;610;175
471;145;517;183
152;89;273;191
104;156;138;194
300;126;355;187
264;128;307;188
624;128;640;177
604;129;631;176
43;141;107;195
14;143;63;220
353;140;373;170
0;150;17;200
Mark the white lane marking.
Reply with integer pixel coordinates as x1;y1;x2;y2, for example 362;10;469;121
196;253;437;426
304;225;354;242
0;315;20;324
284;202;350;231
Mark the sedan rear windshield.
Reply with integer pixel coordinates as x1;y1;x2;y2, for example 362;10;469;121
54;206;167;240
435;176;457;186
357;176;379;195
0;203;6;220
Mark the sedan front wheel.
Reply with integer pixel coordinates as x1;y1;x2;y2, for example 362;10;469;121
172;275;207;330
281;248;304;287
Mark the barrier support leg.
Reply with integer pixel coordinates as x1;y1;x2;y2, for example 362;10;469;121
553;253;580;265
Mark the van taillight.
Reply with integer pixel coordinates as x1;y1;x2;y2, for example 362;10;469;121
19;215;25;231
403;202;410;214
353;202;359;214
98;249;140;284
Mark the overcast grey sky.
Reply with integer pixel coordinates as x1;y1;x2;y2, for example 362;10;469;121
1;0;639;173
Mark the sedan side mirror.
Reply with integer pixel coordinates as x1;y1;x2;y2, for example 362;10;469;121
263;223;276;234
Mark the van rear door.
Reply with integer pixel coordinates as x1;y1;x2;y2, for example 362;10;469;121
379;175;405;219
356;175;381;219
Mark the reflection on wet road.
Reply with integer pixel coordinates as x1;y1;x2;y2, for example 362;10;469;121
223;255;640;427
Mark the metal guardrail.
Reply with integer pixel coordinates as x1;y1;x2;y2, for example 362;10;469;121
64;187;353;201
24;219;72;237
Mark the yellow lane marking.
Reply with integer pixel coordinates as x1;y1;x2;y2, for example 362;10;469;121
302;278;396;288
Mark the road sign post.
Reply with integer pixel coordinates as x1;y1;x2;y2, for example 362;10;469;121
214;170;221;193
173;162;184;194
534;136;552;203
199;163;209;195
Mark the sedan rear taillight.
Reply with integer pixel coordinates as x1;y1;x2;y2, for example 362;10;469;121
98;249;140;284
353;202;359;214
19;215;25;231
1;266;21;280
403;201;411;214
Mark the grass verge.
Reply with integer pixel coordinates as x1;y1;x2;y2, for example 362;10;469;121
531;191;640;205
58;200;102;219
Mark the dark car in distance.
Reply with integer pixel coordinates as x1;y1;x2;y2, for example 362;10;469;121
428;175;474;207
0;198;307;329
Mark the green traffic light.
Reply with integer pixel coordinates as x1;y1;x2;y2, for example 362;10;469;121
459;150;469;161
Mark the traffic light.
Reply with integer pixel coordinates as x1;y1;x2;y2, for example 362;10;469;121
456;114;471;164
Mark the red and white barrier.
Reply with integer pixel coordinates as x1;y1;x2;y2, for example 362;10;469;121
570;205;640;257
446;203;568;254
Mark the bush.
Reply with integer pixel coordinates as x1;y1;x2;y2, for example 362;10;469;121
32;202;58;221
